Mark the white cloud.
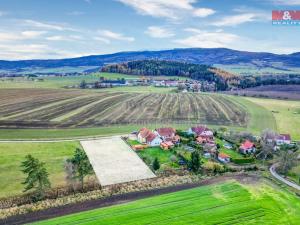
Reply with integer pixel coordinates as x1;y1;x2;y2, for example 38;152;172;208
174;29;239;48
193;8;215;17
0;30;46;42
212;13;259;26
21;30;47;38
145;26;174;38
97;29;135;42
67;11;85;16
118;0;215;20
22;19;76;31
93;36;111;44
271;0;300;5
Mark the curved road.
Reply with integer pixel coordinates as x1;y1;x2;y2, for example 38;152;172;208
270;164;300;191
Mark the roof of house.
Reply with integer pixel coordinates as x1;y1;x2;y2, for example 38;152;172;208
156;127;176;137
240;140;254;149
191;126;207;134
218;153;230;159
139;127;152;138
146;132;158;143
139;127;159;143
277;134;291;141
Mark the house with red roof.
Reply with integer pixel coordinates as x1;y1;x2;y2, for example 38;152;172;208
188;125;214;140
137;128;162;146
155;127;176;141
239;140;256;154
218;153;230;163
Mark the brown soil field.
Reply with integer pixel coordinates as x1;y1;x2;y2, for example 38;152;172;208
226;85;300;100
0;89;247;128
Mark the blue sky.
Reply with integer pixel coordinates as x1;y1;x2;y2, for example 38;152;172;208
0;0;300;59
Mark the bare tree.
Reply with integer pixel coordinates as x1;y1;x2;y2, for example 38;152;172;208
64;160;78;193
278;147;297;175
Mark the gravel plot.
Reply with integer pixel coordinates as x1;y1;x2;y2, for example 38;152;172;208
80;137;156;186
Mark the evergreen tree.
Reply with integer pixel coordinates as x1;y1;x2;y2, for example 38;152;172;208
79;80;87;89
152;157;160;171
21;154;51;200
68;148;93;190
189;151;201;173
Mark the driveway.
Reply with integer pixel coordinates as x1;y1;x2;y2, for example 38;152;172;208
270;164;300;191
81;137;156;186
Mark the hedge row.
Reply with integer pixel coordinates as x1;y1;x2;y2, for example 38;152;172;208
231;157;255;164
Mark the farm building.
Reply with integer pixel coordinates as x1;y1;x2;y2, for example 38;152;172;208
137;128;162;146
218;153;230;163
239;140;256;154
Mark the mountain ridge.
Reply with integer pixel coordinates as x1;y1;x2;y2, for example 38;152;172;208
0;48;300;72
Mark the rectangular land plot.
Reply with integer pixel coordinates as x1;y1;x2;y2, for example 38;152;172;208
80;137;156;186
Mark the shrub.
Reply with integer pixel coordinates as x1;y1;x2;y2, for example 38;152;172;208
231;157;255;164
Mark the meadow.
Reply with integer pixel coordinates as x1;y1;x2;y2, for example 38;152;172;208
0;72;184;89
0;141;81;198
246;97;300;140
33;180;300;225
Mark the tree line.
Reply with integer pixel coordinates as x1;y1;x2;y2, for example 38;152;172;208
101;60;300;91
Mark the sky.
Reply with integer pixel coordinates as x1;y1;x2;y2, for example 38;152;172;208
0;0;300;60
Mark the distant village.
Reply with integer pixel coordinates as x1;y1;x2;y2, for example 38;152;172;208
73;77;217;92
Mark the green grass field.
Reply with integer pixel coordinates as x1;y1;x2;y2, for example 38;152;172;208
0;142;81;198
246;97;300;140
33;180;300;225
0;72;184;90
226;95;277;134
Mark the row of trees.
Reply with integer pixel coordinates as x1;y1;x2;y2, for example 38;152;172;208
21;148;93;201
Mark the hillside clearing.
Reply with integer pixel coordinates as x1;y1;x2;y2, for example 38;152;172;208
33;180;300;225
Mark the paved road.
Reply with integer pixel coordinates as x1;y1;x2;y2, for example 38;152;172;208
270;164;300;191
0;135;123;143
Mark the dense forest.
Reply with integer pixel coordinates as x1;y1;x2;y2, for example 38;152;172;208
101;60;238;91
102;60;300;90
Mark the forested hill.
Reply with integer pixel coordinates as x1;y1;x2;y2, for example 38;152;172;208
101;60;238;90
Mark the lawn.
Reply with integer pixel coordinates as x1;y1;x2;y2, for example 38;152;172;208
0;73;141;89
137;147;175;168
215;138;242;159
246;97;300;140
34;180;300;225
0;124;192;140
0;142;81;198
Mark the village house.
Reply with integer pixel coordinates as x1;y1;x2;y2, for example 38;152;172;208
188;126;214;140
266;133;292;146
137;128;162;146
155;127;180;144
218;153;230;163
239;140;256;154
